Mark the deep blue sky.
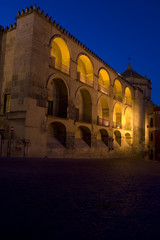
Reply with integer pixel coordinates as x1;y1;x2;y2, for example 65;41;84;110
1;0;160;105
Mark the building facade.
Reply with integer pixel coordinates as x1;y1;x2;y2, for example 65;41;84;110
0;5;154;158
147;107;160;160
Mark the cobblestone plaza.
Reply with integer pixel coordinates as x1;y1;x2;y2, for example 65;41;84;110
0;157;160;239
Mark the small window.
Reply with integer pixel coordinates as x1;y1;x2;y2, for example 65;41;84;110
4;94;11;113
150;118;153;127
47;101;53;115
150;132;153;141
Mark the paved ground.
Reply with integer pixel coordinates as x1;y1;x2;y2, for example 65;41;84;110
0;157;160;239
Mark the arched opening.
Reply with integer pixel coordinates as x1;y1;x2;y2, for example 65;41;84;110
113;103;122;128
125;132;131;145
114;130;121;146
50;37;70;74
125;87;132;106
47;79;68;118
98;69;110;95
124;107;132;131
75;88;92;123
99;129;109;146
48;122;66;147
113;79;123;102
77;55;93;86
75;126;91;147
97;97;109;126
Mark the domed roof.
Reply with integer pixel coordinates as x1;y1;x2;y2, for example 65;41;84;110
121;58;146;79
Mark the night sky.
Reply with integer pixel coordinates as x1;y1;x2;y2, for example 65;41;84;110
1;0;160;105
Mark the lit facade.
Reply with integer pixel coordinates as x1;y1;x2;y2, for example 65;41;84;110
0;5;154;158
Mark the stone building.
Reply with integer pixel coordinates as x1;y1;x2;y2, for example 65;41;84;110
147;106;160;160
0;5;154;157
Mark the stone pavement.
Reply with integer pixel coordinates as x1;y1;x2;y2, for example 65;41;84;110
0;157;160;239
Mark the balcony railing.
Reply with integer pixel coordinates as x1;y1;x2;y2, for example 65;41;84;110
124;97;132;106
114;93;123;102
112;122;122;129
97;117;110;127
77;72;93;87
98;85;110;95
49;56;70;75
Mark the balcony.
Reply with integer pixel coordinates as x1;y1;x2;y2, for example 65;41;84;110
97;117;110;127
49;56;70;75
98;84;110;95
77;72;93;87
112;122;122;129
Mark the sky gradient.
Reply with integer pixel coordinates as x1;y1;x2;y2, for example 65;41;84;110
1;0;160;105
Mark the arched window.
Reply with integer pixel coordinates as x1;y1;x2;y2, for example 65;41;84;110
125;133;131;145
98;69;110;95
125;87;132;106
113;80;123;102
99;129;109;146
114;130;121;146
47;79;68;118
75;126;91;147
75;88;92;123
124;107;132;131
77;55;93;86
48;122;66;147
50;37;70;74
113;103;122;128
97;97;109;126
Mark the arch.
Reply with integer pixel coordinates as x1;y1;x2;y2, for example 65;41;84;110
47;78;68;118
125;87;132;105
97;96;109;126
50;37;70;74
113;79;123;102
125;132;131;145
75;88;92;123
48;121;66;147
113;103;122;128
98;68;110;94
99;129;109;146
77;54;93;86
75;126;91;146
114;130;121;146
124;107;132;131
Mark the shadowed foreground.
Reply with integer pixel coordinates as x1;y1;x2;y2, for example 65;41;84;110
0;157;160;239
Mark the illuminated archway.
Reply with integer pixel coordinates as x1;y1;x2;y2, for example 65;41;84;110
125;132;131;146
124;107;132;131
98;69;110;94
50;37;70;74
75;88;92;123
113;103;122;128
77;55;93;86
97;97;109;126
113;79;123;102
125;87;132;105
114;130;121;146
47;78;68;118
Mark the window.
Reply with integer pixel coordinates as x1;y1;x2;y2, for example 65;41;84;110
150;118;153;127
